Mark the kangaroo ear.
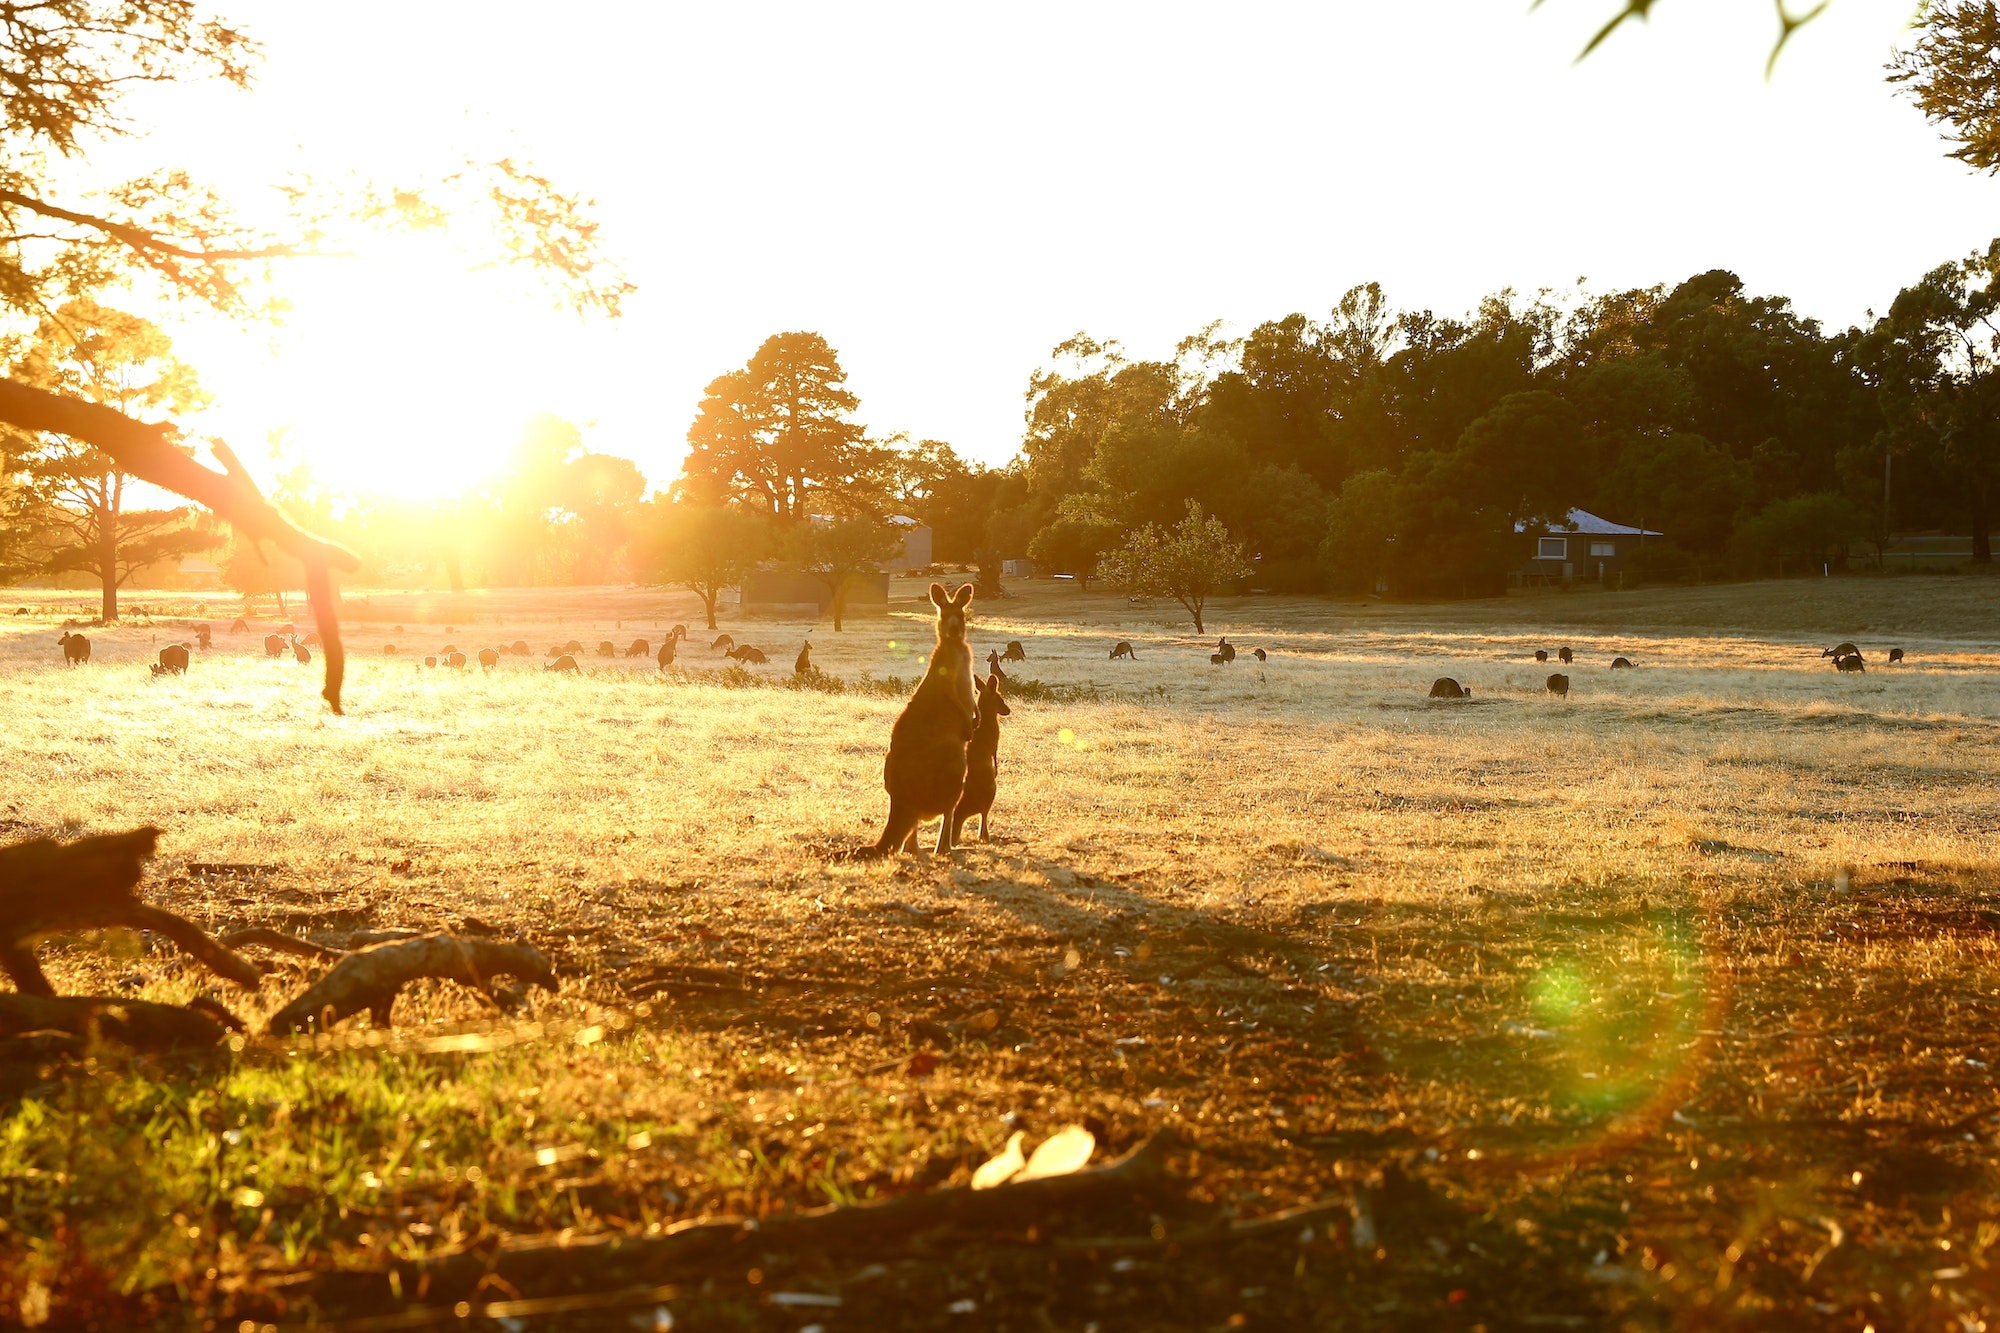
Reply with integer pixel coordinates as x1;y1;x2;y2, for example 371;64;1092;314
929;583;948;607
951;583;974;608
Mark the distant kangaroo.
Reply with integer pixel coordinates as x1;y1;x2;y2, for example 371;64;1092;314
986;649;1006;680
1428;677;1469;699
596;640;617;658
625;638;649;658
952;672;1012;845
1611;657;1633;669
1109;640;1136;660
1822;642;1861;660
796;641;812;674
858;583;977;857
1546;672;1570;698
478;648;499;670
712;634;734;653
546;654;579;674
152;643;191;676
1835;653;1866;673
1216;636;1236;662
1535;649;1549;663
726;644;768;664
57;631;89;666
657;636;678;669
1888;647;1905;663
1252;647;1268;662
1001;641;1027;662
1558;646;1573;664
263;633;285;658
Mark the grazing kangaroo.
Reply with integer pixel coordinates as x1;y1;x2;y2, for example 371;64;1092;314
263;633;286;658
712;634;734;653
153;643;191;676
194;623;212;650
230;617;248;634
384;644;397;655
478;648;500;670
57;631;90;665
1558;646;1573;664
1835;654;1866;673
1822;642;1860;660
1546;672;1570;698
626;638;649;658
1252;647;1268;662
658;636;678;669
444;650;467;669
1002;641;1027;662
422;655;438;667
546;654;579;674
1109;640;1136;660
726;644;768;664
859;583;977;857
796;641;812;674
1888;647;1905;663
1535;649;1548;663
1611;657;1633;669
1429;677;1469;699
596;640;617;658
953;672;1012;844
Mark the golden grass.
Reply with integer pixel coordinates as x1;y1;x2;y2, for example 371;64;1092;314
2;575;1999;1329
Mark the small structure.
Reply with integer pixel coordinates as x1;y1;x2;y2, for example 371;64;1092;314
1002;558;1036;579
883;516;933;572
1517;509;1662;585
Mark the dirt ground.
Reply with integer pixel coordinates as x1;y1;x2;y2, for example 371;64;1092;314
2;574;1999;1331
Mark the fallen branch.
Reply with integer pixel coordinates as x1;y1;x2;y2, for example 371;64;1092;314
0;379;359;710
0;828;261;996
221;927;345;961
265;933;556;1034
0;994;230;1053
348;1131;1183;1311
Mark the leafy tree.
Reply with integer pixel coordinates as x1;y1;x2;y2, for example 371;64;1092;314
680;333;882;519
1100;500;1250;634
1598;432;1752;580
647;501;768;630
885;437;999;563
784;514;900;632
1890;1;2000;171
1027;513;1118;588
3;299;210;620
1320;469;1398;595
1733;492;1868;574
1872;242;2000;563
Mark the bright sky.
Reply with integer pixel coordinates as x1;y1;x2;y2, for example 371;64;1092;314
103;1;1996;499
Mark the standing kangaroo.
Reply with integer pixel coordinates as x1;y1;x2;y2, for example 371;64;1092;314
859;583;977;857
952;672;1011;844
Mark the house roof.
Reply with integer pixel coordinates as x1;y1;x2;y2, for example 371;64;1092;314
1518;508;1662;537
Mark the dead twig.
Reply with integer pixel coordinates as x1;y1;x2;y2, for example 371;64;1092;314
0;827;259;996
345;1132;1183;1311
265;933;556;1034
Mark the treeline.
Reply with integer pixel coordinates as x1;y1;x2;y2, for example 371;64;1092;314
7;248;2000;620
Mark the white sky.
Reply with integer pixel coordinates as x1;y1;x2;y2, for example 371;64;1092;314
99;1;1998;497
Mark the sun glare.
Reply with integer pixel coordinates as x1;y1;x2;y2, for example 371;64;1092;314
178;236;589;503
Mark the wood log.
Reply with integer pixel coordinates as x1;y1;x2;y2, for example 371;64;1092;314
349;1131;1183;1311
0;994;229;1052
220;927;345;961
265;933;556;1034
0;828;260;996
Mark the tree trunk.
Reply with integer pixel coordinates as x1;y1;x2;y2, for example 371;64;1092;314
1973;484;1992;565
1188;600;1204;635
832;587;845;633
98;498;117;623
701;588;718;630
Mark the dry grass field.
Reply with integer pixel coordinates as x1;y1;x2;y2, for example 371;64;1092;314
4;574;2000;1331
